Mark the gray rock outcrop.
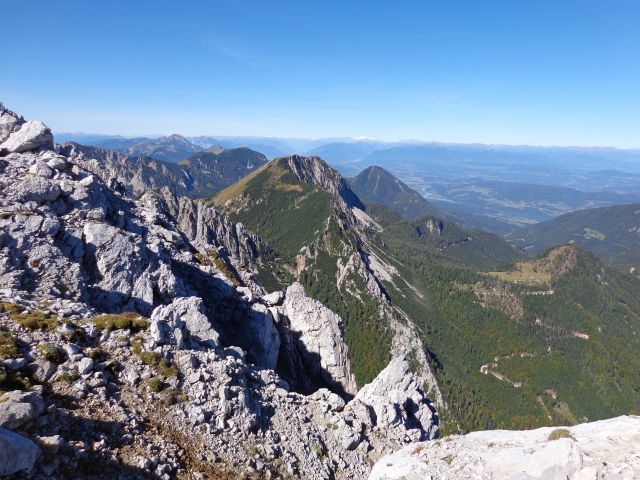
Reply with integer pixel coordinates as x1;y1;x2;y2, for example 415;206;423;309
0;428;41;475
150;296;221;349
56;141;268;201
351;356;438;442
0;120;53;154
284;155;364;210
282;282;357;397
0;103;26;143
0;103;52;154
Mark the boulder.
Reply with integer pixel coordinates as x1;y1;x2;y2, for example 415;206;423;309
262;290;284;306
34;434;64;455
151;297;220;349
28;359;57;383
0;391;45;430
77;357;94;375
0;103;25;144
311;388;346;412
0;428;41;475
0;120;53;154
351;356;437;441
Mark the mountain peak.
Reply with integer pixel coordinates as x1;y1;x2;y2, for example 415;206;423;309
161;133;191;143
279;155;364;210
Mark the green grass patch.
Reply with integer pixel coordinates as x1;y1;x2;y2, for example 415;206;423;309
36;343;66;364
548;428;573;441
92;312;149;332
57;371;80;384
1;303;58;331
0;331;20;360
131;338;178;378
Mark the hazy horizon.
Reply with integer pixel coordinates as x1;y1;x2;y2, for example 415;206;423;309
52;129;640;152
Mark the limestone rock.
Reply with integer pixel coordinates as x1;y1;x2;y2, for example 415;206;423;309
0;428;41;475
28;359;57;383
0;120;53;154
368;415;640;480
243;303;280;369
283;155;364;210
262;290;284;306
0;103;25;144
0;391;45;430
282;282;357;397
77;357;94;375
151;297;221;349
351;356;437;442
34;434;64;456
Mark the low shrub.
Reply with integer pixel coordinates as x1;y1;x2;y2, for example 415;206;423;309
147;377;164;393
36;343;66;364
132;339;178;378
58;371;80;384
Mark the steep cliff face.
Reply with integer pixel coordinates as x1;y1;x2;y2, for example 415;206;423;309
280;282;357;397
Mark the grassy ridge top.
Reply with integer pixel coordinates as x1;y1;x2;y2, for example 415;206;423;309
211;158;333;260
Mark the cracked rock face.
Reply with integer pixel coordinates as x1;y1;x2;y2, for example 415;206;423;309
150;296;221;349
0;103;26;143
352;356;438;443
282;282;357;397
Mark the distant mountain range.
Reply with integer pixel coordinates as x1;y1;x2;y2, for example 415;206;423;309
350;166;516;234
506;203;640;265
56;132;640;235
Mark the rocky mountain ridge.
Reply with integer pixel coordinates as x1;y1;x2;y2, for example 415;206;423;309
57;142;268;200
212;156;444;406
0;102;438;478
121;134;201;163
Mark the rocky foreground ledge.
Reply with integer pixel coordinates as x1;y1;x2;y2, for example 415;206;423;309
369;415;640;480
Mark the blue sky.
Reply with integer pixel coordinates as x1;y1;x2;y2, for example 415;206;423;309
2;0;639;147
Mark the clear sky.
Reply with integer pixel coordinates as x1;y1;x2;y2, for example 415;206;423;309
2;0;639;147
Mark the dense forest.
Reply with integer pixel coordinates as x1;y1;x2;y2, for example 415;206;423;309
367;205;640;433
213;162;640;434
